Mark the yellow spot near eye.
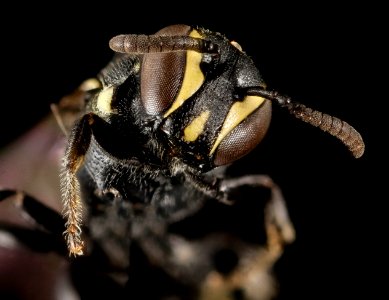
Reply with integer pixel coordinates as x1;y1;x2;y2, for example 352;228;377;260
184;110;210;142
231;41;243;52
210;96;266;155
79;78;102;92
97;86;114;114
163;30;205;118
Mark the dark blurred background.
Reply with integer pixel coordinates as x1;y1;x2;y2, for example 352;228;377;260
0;2;384;299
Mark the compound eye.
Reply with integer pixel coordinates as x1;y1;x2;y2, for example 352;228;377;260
213;99;271;166
141;25;190;115
141;25;205;116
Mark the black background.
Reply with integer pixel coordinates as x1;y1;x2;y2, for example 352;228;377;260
0;2;384;299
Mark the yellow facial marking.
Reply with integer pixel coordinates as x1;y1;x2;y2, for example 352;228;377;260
96;86;114;114
163;30;205;118
183;110;210;142
210;96;266;155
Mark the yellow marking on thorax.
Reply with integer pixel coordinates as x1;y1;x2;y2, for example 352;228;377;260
210;96;266;155
183;110;210;142
96;86;114;114
163;30;204;118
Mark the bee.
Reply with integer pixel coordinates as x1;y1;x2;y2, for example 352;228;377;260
0;24;364;299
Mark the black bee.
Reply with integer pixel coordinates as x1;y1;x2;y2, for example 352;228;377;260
0;24;364;299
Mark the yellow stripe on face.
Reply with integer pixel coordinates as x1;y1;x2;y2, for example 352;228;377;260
210;96;266;155
183;110;210;142
163;30;205;118
96;86;114;114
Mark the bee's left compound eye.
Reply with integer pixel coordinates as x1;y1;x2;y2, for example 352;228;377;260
211;97;272;166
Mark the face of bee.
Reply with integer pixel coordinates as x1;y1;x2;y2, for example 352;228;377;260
139;25;272;171
92;24;365;173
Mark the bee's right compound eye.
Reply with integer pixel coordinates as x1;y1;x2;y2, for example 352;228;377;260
140;25;206;116
211;97;272;166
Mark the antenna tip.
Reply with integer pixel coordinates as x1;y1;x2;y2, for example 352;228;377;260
109;35;126;53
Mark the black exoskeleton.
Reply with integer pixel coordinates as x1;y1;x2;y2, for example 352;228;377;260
0;24;365;299
60;25;364;260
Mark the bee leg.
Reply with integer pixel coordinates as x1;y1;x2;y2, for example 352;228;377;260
183;173;295;257
183;175;296;299
0;189;66;254
61;113;96;256
219;175;296;257
135;176;296;297
0;190;77;299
